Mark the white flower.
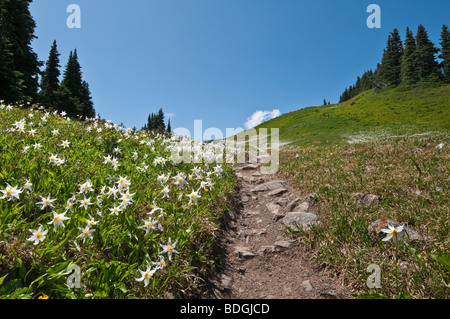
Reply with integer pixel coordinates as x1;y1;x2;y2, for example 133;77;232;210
37;194;56;210
27;224;48;245
79;196;93;210
60;140;70;148
109;205;122;216
33;142;42;150
48;154;59;165
78;180;93;194
23;179;33;192
140;217;158;235
77;226;95;243
51;129;59;136
0;183;23;201
136;261;157;287
187;190;201;205
381;222;404;244
159;238;179;261
161;186;170;199
173;173;188;190
438;143;444;151
47;211;70;231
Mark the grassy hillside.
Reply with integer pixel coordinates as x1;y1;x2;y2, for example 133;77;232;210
255;84;450;147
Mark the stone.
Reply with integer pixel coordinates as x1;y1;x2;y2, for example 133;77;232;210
241;164;259;170
274;240;294;249
368;219;421;242
252;172;262;177
272;212;284;222
362;194;380;205
283;212;320;231
221;275;233;290
235;173;243;179
241;196;250;203
250;177;264;185
257;245;278;256
234;246;256;258
268;188;288;197
251;184;269;194
276;198;289;206
320;289;339;299
351;192;380;205
302;280;313;292
264;180;287;190
284;198;301;213
266;202;281;211
292;202;309;213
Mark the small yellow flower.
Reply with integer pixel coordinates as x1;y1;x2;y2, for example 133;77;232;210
38;294;49;299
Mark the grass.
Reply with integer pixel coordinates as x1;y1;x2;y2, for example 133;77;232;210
255;84;450;147
0;103;238;299
279;138;449;298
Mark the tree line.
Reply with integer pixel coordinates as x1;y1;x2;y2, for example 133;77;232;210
141;108;172;134
339;24;450;103
0;0;95;118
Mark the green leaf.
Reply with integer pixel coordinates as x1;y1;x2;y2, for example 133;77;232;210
0;274;8;286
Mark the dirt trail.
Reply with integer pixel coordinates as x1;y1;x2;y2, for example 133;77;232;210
208;162;351;299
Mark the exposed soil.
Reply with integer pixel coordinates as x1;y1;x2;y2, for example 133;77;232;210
208;162;351;299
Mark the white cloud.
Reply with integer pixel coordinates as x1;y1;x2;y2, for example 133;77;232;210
166;112;176;119
244;109;281;129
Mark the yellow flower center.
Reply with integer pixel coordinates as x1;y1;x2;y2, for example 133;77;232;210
191;194;195;199
167;246;173;252
83;201;88;205
44;200;49;204
178;178;183;183
83;230;89;236
147;222;152;227
390;230;398;237
54;216;60;222
35;232;42;239
6;190;12;196
144;271;151;279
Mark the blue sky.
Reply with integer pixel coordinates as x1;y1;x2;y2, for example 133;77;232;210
29;0;449;137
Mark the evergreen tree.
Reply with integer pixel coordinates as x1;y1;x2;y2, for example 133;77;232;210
81;81;95;118
323;99;327;106
377;29;403;85
401;27;419;84
60;49;95;117
39;40;61;108
439;25;450;83
415;24;441;80
156;108;166;131
0;0;42;103
167;119;172;133
0;38;25;103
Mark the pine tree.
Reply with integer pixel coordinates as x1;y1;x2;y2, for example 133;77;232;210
167;119;172;133
60;49;95;117
439;25;450;83
0;0;42;103
415;24;441;80
39;40;61;108
81;81;95;118
401;27;419;85
0;38;25;103
377;29;403;86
